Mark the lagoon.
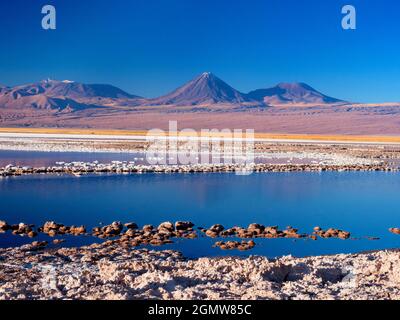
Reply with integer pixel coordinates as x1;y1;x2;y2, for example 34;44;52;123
1;171;400;258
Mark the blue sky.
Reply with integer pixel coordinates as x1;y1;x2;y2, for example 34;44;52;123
1;0;400;102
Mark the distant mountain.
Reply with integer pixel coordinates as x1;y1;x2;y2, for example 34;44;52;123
10;79;140;100
247;82;345;105
0;79;141;111
0;92;99;111
0;85;8;95
149;72;251;106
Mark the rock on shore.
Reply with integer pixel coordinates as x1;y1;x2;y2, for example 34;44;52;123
1;243;400;300
0;160;395;177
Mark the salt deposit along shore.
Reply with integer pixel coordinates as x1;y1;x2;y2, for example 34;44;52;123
1;133;400;173
0;144;397;177
2;243;400;300
0;161;396;177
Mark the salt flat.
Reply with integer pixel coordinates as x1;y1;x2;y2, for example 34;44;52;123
2;243;400;300
1;130;400;145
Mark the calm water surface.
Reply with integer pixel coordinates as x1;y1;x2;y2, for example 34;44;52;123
1;169;400;258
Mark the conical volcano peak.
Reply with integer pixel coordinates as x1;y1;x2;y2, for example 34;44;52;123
194;72;219;84
150;72;250;106
201;72;212;77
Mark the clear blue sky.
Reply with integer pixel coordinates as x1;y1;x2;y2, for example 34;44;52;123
1;0;400;102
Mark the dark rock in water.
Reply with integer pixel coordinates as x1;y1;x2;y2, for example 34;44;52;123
125;229;138;237
0;220;10;232
314;227;351;240
11;223;35;237
338;231;351;240
248;223;265;235
205;230;219;238
158;222;174;232
105;221;123;236
143;225;154;232
124;222;138;230
264;226;279;235
30;241;48;250
92;227;101;236
42;221;65;236
92;221;122;238
389;228;400;235
111;221;123;232
237;228;254;238
220;228;236;237
150;239;164;246
215;240;256;251
184;232;197;239
27;231;37;238
248;240;256;248
283;227;304;239
69;226;86;236
48;230;57;237
175;221;194;231
209;224;224;233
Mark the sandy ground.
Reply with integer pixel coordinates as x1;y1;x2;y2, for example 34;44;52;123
1;243;400;300
3;103;400;135
3;128;400;144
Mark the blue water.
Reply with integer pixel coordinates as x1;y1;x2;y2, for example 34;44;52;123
1;171;400;258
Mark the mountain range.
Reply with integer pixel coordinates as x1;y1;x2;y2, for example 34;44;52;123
0;73;347;112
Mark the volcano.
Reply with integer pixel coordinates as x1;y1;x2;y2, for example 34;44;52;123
149;72;251;106
247;82;345;105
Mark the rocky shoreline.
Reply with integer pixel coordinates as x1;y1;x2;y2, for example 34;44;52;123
0;161;397;177
1;242;400;300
